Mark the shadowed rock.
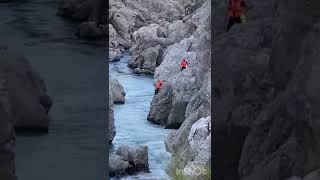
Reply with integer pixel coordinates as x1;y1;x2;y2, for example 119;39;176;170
212;0;320;179
0;70;16;180
0;50;52;132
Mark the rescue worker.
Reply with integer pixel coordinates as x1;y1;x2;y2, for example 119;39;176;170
155;80;163;94
227;0;247;31
180;58;188;71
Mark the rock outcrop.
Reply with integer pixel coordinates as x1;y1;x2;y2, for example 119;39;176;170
0;49;52;180
108;78;125;143
109;154;130;177
0;50;52;132
109;145;149;177
213;0;320;180
109;79;126;104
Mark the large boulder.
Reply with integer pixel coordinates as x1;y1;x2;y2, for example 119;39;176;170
129;23;173;69
109;154;130;177
147;84;172;126
129;19;196;74
109;145;149;177
0;50;52;132
115;145;149;172
109;79;126;104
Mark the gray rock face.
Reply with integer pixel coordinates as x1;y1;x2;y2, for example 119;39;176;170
110;145;149;177
212;0;320;180
116;145;149;172
109;24;125;61
188;116;211;165
109;154;130;177
0;50;52;132
108;78;126;143
109;79;126;104
108;0;198;71
147;84;172;125
147;0;211;128
128;19;195;74
147;1;212;177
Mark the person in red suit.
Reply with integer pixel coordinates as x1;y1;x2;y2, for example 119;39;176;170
227;0;247;31
155;80;163;95
180;58;188;71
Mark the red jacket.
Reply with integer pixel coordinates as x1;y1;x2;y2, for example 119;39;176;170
228;0;246;18
181;59;188;68
156;80;163;90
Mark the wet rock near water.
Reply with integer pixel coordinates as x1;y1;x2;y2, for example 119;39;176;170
109;79;126;104
108;78;126;143
0;49;52;132
109;145;149;177
108;91;116;143
109;154;130;177
0;49;52;179
147;84;172;126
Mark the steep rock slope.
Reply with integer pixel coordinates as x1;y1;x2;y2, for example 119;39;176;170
213;0;320;180
148;0;211;129
143;0;212;179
